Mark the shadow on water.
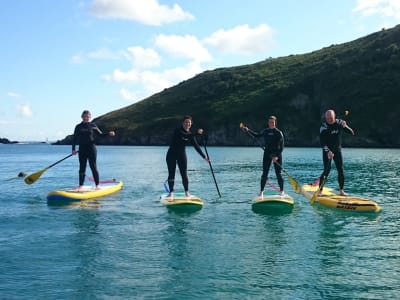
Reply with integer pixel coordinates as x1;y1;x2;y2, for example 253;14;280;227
251;203;293;216
165;205;203;215
47;198;102;210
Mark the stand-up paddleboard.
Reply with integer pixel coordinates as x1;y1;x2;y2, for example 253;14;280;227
252;191;294;213
47;180;123;203
301;184;381;212
160;192;203;212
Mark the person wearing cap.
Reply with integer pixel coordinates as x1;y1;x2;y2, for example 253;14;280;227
241;116;285;197
72;110;115;190
165;115;210;198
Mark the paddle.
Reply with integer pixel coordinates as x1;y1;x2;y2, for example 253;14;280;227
24;153;75;185
342;110;355;135
273;160;301;194
266;181;280;193
310;176;326;203
239;122;301;193
202;133;221;198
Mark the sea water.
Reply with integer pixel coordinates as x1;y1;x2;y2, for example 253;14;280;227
0;144;399;299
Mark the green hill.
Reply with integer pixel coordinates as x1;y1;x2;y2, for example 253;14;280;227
57;25;400;147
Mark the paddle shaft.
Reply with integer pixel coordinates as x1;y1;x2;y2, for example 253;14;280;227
47;153;75;169
24;153;76;185
311;158;332;203
203;137;221;198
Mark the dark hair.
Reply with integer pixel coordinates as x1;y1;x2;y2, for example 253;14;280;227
182;115;192;121
81;110;91;117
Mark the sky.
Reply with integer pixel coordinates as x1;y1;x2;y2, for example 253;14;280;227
1;0;399;142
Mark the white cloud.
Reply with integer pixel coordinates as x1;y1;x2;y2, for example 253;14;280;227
104;60;203;101
204;24;274;55
17;104;33;117
102;69;139;82
140;61;203;94
6;92;23;98
89;0;194;26
120;88;138;101
353;0;400;19
125;46;161;68
155;34;212;62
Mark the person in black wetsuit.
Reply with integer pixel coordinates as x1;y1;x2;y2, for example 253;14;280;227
166;115;209;198
72;110;115;190
242;116;285;197
319;109;353;196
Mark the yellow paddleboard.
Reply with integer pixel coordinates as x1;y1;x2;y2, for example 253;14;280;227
47;181;123;202
301;184;381;212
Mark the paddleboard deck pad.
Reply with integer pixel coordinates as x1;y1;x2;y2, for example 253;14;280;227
47;181;123;202
252;192;294;208
160;193;204;210
301;184;381;212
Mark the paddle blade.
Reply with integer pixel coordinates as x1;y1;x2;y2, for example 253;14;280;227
288;175;301;194
311;177;326;203
24;169;46;185
310;188;319;204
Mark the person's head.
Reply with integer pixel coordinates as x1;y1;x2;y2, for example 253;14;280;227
268;116;277;128
325;109;336;125
182;115;193;131
81;110;91;123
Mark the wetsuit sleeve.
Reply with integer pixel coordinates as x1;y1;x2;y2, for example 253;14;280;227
191;135;206;159
247;128;262;138
72;124;79;151
92;123;108;138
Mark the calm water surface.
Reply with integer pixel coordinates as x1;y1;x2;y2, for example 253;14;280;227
0;144;399;299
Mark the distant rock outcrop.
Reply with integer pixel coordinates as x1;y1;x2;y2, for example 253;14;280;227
0;137;18;144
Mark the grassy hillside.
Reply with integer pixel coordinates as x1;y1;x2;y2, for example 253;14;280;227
58;25;400;147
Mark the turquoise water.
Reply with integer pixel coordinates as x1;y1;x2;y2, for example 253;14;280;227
1;144;399;299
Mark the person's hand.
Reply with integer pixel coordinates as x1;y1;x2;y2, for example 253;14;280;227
109;131;116;137
340;120;347;128
72;150;78;155
241;126;249;132
204;157;211;163
197;128;204;135
327;151;334;160
272;156;278;162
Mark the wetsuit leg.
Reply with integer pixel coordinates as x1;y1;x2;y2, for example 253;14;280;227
166;150;176;192
319;150;332;186
333;150;344;189
261;151;272;191
87;145;99;185
177;152;188;192
274;155;284;191
78;147;88;186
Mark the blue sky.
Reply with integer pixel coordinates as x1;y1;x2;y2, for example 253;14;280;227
1;0;399;141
